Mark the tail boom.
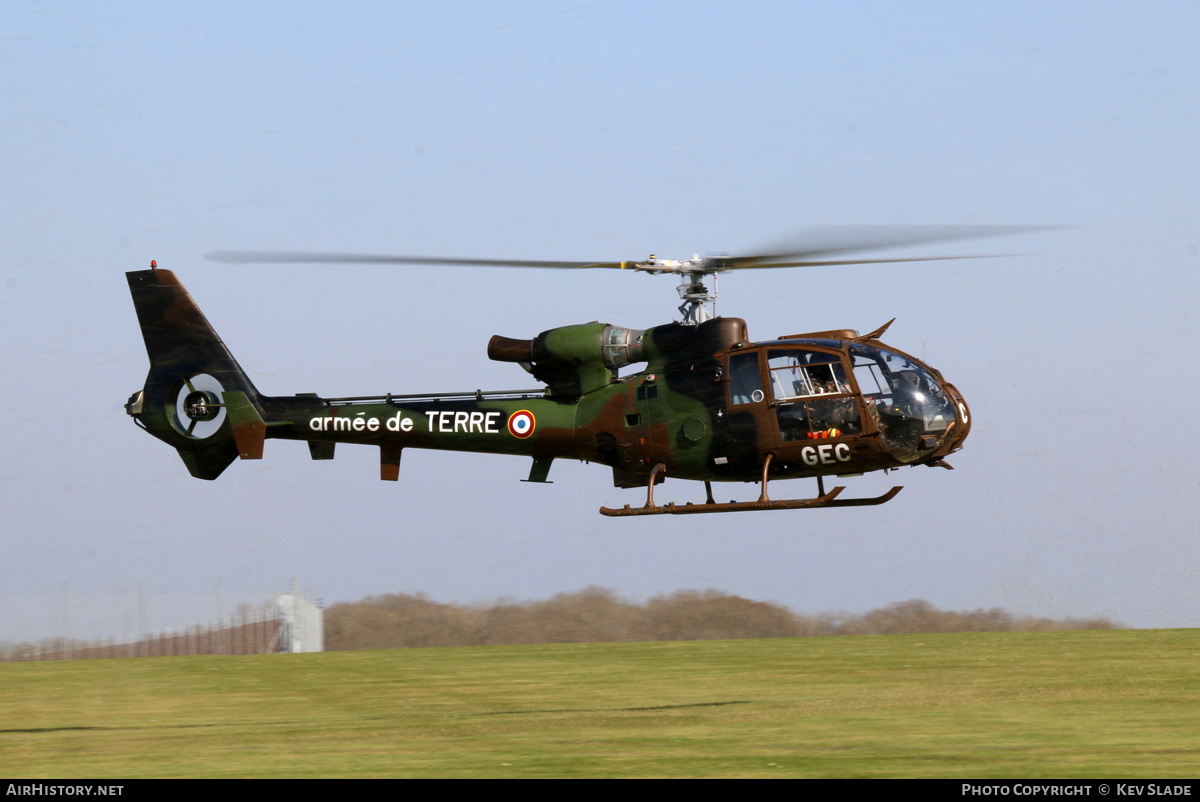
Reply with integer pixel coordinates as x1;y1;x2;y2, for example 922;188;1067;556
126;267;578;481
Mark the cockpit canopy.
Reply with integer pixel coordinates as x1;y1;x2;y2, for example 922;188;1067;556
847;342;958;462
728;338;962;463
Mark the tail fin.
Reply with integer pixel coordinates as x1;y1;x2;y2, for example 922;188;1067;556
125;266;264;479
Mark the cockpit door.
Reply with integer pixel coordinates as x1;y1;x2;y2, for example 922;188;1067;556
716;350;770;478
765;347;863;444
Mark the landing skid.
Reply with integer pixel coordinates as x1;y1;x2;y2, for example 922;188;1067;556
598;457;903;517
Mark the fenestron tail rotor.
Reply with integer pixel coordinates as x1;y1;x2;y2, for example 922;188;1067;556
172;374;227;439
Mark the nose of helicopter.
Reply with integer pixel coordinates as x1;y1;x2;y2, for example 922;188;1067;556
939;381;971;456
848;341;970;465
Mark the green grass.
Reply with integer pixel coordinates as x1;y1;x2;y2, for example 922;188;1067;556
2;629;1198;777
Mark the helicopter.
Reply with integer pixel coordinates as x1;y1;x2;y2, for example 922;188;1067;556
124;227;1025;516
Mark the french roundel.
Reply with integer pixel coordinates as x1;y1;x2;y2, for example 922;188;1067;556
507;410;536;439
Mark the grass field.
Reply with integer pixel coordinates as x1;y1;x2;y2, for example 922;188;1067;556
2;629;1198;778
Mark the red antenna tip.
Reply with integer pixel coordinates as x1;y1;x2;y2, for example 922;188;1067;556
150;260;157;269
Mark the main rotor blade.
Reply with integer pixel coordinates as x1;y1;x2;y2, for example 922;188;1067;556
205;251;628;270
206;225;1056;274
728;225;1053;269
721;253;1003;270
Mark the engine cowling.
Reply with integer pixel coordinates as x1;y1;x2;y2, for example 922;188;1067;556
488;323;645;398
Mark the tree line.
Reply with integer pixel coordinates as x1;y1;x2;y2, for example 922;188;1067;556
325;588;1115;651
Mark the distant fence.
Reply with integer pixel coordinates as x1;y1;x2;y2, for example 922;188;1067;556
0;582;322;662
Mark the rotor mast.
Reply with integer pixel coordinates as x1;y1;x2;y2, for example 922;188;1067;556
633;254;723;326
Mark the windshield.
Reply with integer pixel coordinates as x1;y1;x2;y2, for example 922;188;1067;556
849;343;958;462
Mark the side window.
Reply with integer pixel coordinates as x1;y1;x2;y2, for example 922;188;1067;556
728;352;764;405
767;350;851;400
768;349;861;442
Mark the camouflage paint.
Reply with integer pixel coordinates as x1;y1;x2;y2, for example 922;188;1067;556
126;267;969;504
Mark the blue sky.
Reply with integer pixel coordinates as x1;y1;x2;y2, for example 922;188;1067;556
2;2;1197;638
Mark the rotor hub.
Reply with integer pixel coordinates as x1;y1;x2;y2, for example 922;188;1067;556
184;390;221;421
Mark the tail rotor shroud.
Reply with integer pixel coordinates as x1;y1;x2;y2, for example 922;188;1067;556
172;373;227;439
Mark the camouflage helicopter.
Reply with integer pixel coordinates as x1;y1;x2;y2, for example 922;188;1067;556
125;227;1018;516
